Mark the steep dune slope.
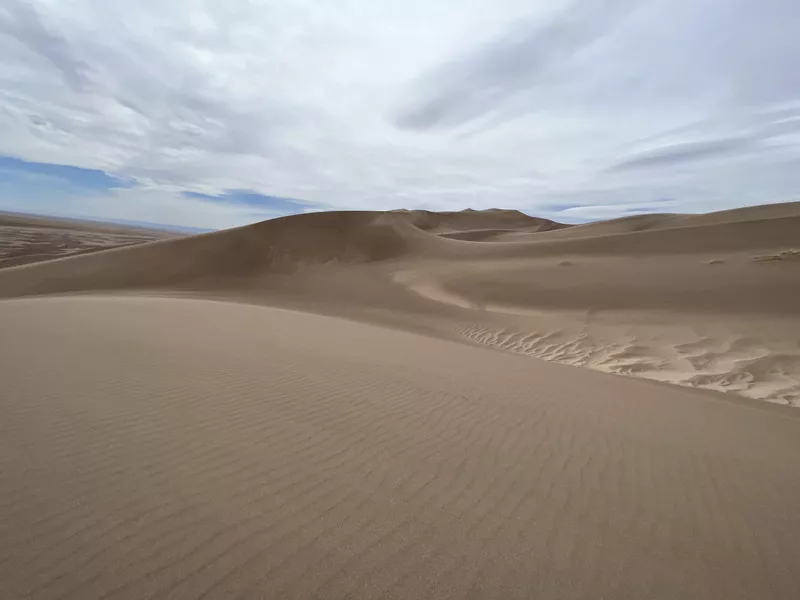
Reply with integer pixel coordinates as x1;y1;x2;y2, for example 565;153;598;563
1;205;797;299
391;204;800;404
0;211;443;298
0;203;798;404
391;208;568;234
2;204;800;600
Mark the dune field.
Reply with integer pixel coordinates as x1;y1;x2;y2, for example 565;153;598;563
0;212;179;270
1;203;800;599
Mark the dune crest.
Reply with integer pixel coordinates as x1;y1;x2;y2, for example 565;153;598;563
2;204;800;599
1;203;799;405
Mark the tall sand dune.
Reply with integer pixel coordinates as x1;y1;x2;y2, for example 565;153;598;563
1;203;798;403
391;208;568;234
2;203;800;599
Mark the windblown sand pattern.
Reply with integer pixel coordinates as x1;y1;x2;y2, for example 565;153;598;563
1;204;800;599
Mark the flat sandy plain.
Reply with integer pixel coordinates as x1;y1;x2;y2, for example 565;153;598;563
1;204;799;599
0;212;178;270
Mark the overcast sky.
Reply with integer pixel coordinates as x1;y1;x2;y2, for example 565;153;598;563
1;0;799;229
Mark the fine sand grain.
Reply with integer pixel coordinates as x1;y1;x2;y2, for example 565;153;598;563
1;205;800;599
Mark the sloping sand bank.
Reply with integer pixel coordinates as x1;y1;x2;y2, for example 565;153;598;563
1;296;799;599
1;204;798;404
2;205;800;599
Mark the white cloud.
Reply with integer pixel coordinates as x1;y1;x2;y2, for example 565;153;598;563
0;180;282;230
0;0;799;227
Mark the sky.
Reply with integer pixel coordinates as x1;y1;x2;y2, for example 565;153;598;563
1;0;799;230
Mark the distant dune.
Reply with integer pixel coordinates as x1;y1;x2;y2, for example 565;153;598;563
1;204;798;404
0;211;178;270
1;204;800;599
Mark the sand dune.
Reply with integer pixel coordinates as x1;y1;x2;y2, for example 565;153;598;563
2;296;800;600
391;208;568;234
1;203;798;403
2;204;800;599
528;201;800;240
0;212;178;270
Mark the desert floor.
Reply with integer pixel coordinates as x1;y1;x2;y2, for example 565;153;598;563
1;204;799;599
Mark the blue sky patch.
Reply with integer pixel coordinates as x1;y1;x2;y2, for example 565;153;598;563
0;154;317;230
0;155;132;190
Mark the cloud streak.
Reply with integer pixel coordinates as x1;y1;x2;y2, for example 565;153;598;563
0;0;798;228
397;0;641;130
0;156;322;229
610;137;756;171
0;0;93;91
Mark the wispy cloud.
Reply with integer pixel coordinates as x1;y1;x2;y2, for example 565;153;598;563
0;0;93;91
180;190;318;212
396;0;641;130
609;137;755;171
0;0;798;228
0;156;321;229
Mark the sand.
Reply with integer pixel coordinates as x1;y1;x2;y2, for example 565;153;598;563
1;205;798;404
1;204;800;599
0;212;179;270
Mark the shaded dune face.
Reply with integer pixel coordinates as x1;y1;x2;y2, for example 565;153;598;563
0;203;799;404
391;208;569;235
0;202;797;295
0;211;439;295
1;204;800;599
